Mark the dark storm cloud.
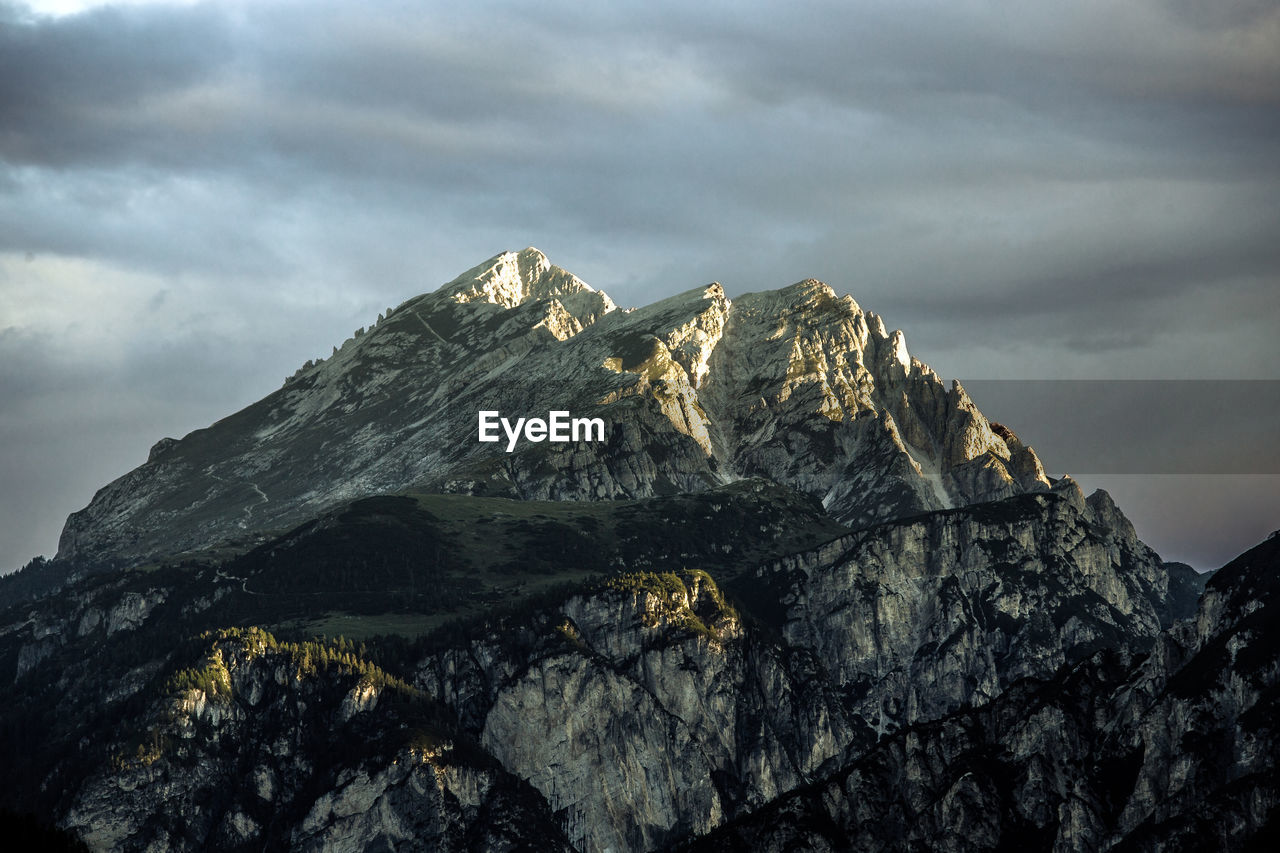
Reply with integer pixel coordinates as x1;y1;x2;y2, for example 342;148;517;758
0;2;235;166
1;0;1277;571
3;0;1276;282
790;179;1280;324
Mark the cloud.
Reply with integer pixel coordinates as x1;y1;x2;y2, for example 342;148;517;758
0;0;1276;570
0;2;235;166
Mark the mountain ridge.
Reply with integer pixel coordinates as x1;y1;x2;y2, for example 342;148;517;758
679;530;1280;852
4;485;1253;852
56;248;1053;570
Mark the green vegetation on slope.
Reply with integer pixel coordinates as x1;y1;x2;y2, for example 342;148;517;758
196;479;846;639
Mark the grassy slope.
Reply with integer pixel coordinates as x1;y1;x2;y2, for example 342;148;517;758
218;479;848;640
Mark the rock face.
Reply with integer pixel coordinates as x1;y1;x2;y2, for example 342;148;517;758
59;630;574;853
7;471;1218;853
697;281;1047;528
409;483;1172;851
415;574;862;853
57;248;1048;566
9;498;1255;853
684;533;1280;852
15;501;1183;853
746;480;1170;736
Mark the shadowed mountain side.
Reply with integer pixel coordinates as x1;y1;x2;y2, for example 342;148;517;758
0;484;1255;849
679;532;1280;852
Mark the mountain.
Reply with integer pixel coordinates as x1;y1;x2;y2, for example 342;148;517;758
1;250;1271;851
682;531;1280;852
56;248;1047;569
3;483;1201;852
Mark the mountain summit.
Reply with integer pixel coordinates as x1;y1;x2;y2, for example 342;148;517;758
59;248;1049;566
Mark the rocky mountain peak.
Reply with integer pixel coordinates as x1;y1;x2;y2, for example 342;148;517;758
440;246;610;312
60;251;1062;565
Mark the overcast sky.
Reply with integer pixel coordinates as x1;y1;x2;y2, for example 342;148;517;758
2;0;1277;573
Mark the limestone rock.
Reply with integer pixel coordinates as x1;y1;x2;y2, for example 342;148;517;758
744;489;1169;734
56;249;1050;567
684;532;1279;852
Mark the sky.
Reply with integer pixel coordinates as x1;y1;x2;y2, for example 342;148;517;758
1;0;1277;572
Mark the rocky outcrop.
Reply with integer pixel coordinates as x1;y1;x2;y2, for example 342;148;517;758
401;484;1173;851
698;280;1048;528
684;533;1279;852
57;248;1050;567
10;576;168;683
415;572;863;852
741;481;1169;735
61;630;572;853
